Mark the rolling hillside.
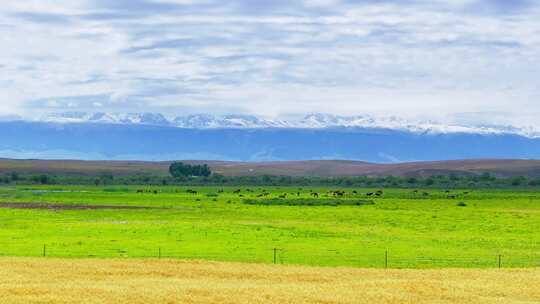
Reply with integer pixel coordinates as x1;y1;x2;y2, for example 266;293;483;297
2;158;540;178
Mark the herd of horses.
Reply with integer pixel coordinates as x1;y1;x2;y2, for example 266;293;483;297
135;188;471;199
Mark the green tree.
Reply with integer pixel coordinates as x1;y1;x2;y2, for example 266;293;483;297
424;178;435;186
169;162;212;178
511;176;527;186
169;162;190;178
31;174;51;185
10;172;19;181
99;173;114;185
407;177;418;184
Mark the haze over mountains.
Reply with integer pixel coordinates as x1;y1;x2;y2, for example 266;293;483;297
1;112;540;162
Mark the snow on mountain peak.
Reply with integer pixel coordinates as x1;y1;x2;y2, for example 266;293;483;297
30;112;540;138
43;112;170;126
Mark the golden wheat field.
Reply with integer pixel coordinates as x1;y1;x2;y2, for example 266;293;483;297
0;258;539;304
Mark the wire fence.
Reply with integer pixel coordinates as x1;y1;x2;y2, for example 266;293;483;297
0;244;538;269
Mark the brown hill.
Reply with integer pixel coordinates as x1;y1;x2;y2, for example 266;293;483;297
2;158;540;178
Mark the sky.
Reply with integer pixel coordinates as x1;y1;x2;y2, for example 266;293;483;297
0;0;539;126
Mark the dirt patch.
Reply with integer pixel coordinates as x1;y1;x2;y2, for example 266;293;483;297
0;202;164;211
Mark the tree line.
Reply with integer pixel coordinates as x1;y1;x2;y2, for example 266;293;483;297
2;169;540;189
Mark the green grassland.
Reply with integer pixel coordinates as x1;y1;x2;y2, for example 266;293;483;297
0;185;539;268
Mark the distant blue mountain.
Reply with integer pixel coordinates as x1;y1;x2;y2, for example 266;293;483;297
1;121;540;162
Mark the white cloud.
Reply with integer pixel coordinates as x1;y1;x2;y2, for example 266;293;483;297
0;0;539;127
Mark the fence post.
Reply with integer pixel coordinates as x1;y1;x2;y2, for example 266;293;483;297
43;244;46;257
159;248;161;259
273;248;277;264
498;255;502;269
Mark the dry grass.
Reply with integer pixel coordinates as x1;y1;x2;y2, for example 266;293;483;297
0;258;539;304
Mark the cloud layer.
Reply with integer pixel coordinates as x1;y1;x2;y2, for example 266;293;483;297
1;0;539;126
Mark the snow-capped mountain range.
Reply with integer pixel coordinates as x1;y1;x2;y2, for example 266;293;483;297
4;112;540;162
18;112;540;138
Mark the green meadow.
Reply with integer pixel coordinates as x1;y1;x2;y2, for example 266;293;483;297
0;185;539;268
